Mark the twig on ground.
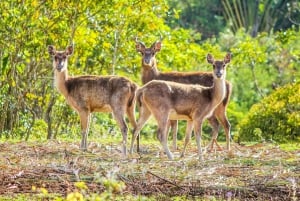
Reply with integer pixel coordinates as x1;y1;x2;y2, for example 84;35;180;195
146;171;185;190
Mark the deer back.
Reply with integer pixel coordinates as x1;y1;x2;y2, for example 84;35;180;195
66;75;136;112
139;80;213;118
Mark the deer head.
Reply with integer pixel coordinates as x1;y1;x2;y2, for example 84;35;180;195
207;53;231;79
135;37;162;67
48;45;74;72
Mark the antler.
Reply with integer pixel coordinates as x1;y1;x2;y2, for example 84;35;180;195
134;36;139;43
134;36;146;49
159;34;164;42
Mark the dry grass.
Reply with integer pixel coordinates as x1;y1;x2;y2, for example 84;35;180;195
0;140;299;200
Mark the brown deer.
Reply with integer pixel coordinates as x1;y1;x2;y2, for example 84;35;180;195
130;53;231;160
48;45;137;155
134;38;232;152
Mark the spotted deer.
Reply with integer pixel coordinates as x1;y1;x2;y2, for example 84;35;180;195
48;45;137;154
130;53;231;160
134;38;232;152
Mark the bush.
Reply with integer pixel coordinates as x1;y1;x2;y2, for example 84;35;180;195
238;82;300;142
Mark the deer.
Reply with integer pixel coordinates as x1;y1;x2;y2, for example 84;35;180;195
130;53;231;160
134;37;232;152
48;45;137;155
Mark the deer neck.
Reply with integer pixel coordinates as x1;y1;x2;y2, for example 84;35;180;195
141;60;160;84
54;68;69;98
212;76;226;107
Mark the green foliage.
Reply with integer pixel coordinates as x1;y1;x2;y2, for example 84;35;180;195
29;119;48;140
238;82;300;142
218;28;300;110
280;142;300;151
167;0;300;39
0;0;299;143
58;180;150;201
0;0;196;140
167;0;226;39
222;0;300;37
226;101;247;138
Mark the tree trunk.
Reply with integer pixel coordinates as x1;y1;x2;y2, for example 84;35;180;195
45;95;56;139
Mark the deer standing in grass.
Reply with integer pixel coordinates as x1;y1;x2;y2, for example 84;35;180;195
130;53;231;160
134;38;232;152
48;45;137;154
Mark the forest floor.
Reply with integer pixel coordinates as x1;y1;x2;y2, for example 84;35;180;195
0;140;299;200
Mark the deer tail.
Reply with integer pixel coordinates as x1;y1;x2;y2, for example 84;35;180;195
128;83;137;107
135;87;144;108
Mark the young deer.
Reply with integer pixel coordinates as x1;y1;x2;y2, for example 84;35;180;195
130;53;231;160
135;38;232;151
48;45;137;154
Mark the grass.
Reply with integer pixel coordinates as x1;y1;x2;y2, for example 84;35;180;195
0;136;299;201
279;142;300;151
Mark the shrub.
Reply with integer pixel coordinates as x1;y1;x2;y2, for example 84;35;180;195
238;82;300;142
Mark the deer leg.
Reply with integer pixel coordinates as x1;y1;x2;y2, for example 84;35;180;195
79;111;90;151
168;120;178;150
207;116;222;152
157;125;173;160
126;99;139;152
217;113;231;151
194;120;204;161
129;104;151;154
180;120;193;158
155;115;173;160
112;109;128;156
214;104;231;151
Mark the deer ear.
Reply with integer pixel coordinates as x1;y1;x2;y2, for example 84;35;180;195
224;53;231;64
136;42;145;53
48;45;56;56
66;45;74;56
151;41;162;53
206;53;214;64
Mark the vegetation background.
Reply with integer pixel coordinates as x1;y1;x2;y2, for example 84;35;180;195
0;0;300;144
0;1;300;200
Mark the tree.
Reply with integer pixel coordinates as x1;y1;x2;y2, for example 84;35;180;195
222;0;300;37
0;0;207;140
167;0;226;39
167;0;300;39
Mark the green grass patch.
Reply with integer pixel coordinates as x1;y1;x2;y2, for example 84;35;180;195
279;142;300;151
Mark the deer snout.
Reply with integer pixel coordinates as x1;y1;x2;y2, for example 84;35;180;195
143;53;154;66
215;72;223;78
56;62;65;71
143;58;151;65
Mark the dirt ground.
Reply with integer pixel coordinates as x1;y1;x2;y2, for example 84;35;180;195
0;140;299;200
